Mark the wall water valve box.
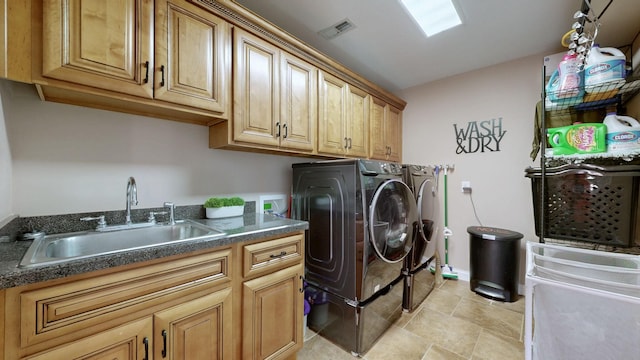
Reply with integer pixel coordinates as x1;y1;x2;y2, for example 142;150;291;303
259;194;287;215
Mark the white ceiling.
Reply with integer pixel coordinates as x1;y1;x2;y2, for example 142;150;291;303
233;0;640;94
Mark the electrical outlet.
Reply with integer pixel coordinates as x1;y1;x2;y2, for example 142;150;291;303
461;181;472;193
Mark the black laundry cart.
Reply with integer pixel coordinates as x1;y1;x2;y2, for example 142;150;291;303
468;226;523;302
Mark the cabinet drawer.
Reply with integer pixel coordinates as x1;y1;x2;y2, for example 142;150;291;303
243;234;303;278
20;248;231;349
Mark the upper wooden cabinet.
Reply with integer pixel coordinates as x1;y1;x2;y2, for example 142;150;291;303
279;51;317;152
369;96;402;162
38;0;230;122
42;0;154;98
211;27;316;152
155;0;230;113
231;27;280;147
318;71;369;158
0;0;32;82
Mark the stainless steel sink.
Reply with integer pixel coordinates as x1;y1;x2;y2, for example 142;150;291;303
19;220;226;268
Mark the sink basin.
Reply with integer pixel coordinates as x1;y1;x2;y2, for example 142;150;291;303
19;220;226;268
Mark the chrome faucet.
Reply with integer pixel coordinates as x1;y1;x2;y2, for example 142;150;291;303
125;177;138;225
164;202;176;225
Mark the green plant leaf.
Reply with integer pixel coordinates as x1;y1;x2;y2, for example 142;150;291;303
204;197;245;208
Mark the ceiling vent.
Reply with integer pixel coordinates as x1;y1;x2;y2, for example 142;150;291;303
318;18;356;40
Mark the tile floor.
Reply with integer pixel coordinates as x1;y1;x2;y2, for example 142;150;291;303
297;279;525;360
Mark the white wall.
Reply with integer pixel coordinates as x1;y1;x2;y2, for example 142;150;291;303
400;54;543;282
2;80;308;216
0;53;554;285
0;81;13;225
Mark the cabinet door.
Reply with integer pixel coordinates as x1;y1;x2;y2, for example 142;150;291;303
242;264;303;360
154;288;232;360
386;105;402;162
279;52;317;152
42;0;154;98
318;71;347;155
346;85;369;158
23;317;152;360
155;0;230;113
369;96;388;160
233;28;280;147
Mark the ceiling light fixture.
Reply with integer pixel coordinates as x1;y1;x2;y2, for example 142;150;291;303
399;0;462;37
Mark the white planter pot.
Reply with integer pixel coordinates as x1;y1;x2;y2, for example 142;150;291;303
205;206;244;219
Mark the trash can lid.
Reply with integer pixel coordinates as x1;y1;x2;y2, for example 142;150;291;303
467;226;523;241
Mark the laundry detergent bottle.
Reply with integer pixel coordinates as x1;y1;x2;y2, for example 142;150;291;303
557;53;583;98
547;123;607;155
584;45;626;92
604;112;640;152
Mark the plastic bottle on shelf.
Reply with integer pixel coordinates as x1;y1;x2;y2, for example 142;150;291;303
603;112;640;152
546;53;584;105
547;123;607;155
558;53;583;96
584;45;626;93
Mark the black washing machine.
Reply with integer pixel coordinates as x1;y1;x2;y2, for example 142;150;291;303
401;164;439;312
292;159;418;356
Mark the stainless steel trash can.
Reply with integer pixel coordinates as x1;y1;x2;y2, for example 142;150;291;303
468;226;523;302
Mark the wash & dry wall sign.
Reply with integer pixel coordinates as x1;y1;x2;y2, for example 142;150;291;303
454;117;506;154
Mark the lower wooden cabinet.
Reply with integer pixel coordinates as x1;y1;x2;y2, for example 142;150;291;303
22;317;152;360
242;264;304;360
154;288;233;360
23;287;234;360
2;232;304;360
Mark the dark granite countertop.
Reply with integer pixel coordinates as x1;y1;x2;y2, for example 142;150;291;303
0;213;307;289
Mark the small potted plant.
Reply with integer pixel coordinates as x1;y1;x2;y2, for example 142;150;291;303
204;196;245;219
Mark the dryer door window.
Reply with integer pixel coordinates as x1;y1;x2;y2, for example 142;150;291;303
369;179;418;263
416;177;437;243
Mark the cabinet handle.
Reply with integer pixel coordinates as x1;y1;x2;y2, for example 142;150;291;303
283;123;288;138
348;138;352;149
162;329;167;358
276;122;281;137
344;137;348;149
270;250;287;259
143;337;149;360
160;65;165;87
143;61;149;84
